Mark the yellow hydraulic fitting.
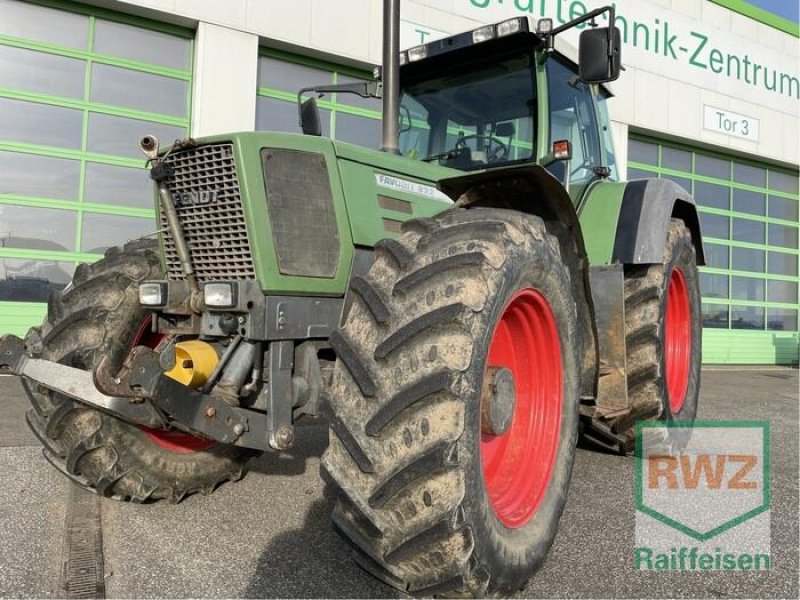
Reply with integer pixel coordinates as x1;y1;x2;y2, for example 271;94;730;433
165;340;219;388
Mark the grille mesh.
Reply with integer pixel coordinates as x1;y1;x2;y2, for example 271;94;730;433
160;143;255;280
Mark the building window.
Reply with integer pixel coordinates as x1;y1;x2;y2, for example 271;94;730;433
255;50;382;148
0;0;192;317
627;136;800;343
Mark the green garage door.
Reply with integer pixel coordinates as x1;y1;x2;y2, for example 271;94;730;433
0;0;192;336
628;136;799;365
256;49;382;147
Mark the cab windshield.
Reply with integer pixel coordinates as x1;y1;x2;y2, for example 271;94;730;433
398;50;537;171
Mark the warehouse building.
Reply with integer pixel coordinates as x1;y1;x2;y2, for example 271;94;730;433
0;0;797;364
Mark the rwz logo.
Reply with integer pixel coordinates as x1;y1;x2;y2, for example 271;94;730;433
174;190;217;206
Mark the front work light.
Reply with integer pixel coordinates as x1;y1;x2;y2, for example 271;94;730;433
203;282;236;308
139;282;166;307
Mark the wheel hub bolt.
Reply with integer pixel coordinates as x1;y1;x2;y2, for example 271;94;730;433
481;367;516;436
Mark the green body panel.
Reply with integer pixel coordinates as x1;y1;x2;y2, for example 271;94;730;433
162;132;458;296
333;141;457;245
576;180;627;265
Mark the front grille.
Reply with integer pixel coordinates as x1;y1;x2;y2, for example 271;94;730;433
160;143;255;280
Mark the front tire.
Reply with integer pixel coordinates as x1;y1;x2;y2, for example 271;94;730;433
23;240;258;502
322;209;581;596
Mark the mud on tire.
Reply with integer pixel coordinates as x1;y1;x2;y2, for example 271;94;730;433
322;208;581;596
608;219;702;452
23;239;258;502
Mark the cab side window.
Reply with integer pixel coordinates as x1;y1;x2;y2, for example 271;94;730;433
546;58;601;183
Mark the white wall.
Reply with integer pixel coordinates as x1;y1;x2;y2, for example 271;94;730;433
87;0;799;167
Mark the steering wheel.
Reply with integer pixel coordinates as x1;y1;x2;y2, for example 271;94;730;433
455;134;509;162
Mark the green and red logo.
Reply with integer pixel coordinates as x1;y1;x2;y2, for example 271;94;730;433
634;421;771;571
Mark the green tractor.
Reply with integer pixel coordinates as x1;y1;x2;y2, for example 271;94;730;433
0;1;703;596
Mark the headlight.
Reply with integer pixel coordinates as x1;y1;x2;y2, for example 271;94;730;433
203;282;236;308
139;282;166;306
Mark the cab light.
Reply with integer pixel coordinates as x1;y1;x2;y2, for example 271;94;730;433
472;25;496;43
497;18;526;37
407;45;428;62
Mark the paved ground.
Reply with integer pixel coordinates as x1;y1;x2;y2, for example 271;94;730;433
0;368;797;598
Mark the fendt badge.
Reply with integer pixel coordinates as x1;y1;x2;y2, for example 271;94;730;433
174;190;217;206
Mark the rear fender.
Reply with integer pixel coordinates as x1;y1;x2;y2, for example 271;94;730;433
438;165;599;400
612;178;706;265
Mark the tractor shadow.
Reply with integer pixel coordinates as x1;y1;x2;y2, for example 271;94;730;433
243;490;400;599
246;417;329;477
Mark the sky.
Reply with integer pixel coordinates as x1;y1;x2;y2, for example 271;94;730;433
744;0;800;24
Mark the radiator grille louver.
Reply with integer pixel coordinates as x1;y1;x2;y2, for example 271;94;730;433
160;143;255;281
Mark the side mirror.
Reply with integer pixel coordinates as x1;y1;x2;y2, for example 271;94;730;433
578;26;621;83
299;97;322;136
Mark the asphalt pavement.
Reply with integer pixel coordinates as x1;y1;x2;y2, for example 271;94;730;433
0;368;797;598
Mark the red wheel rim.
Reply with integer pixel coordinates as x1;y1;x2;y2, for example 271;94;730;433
665;268;691;414
480;289;562;528
130;316;216;454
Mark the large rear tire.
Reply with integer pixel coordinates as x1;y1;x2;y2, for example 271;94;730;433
322;209;581;596
23;240;258;502
610;219;702;451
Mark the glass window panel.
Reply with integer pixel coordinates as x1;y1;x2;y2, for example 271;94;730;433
0;0;88;49
336;75;382;112
627;167;656;180
661;146;691;172
768;280;798;304
93;20;190;70
628;139;658;165
84;163;153;209
80;213;155;254
0;45;85;99
0;205;76;251
694;181;729;209
256;96;331;136
695;154;730;180
90;63;187;118
732;247;764;273
702;303;728;329
768;252;798;277
87;113;185;159
0;97;82;149
0;257;73;302
767;308;798;332
730;276;765;301
699;212;729;239
0;151;80;201
704;244;729;269
768;196;799;222
733;163;766;187
257;56;331;91
732;217;765;244
730;305;764;330
335;113;380;148
769;170;799;195
660;173;691;192
699;272;728;299
768;224;798;249
731;189;765;216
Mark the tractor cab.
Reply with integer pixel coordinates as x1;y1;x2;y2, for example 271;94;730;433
397;16;620;188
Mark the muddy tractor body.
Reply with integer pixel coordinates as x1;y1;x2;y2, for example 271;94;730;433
0;3;703;596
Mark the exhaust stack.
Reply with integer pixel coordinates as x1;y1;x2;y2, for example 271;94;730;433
381;0;401;154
